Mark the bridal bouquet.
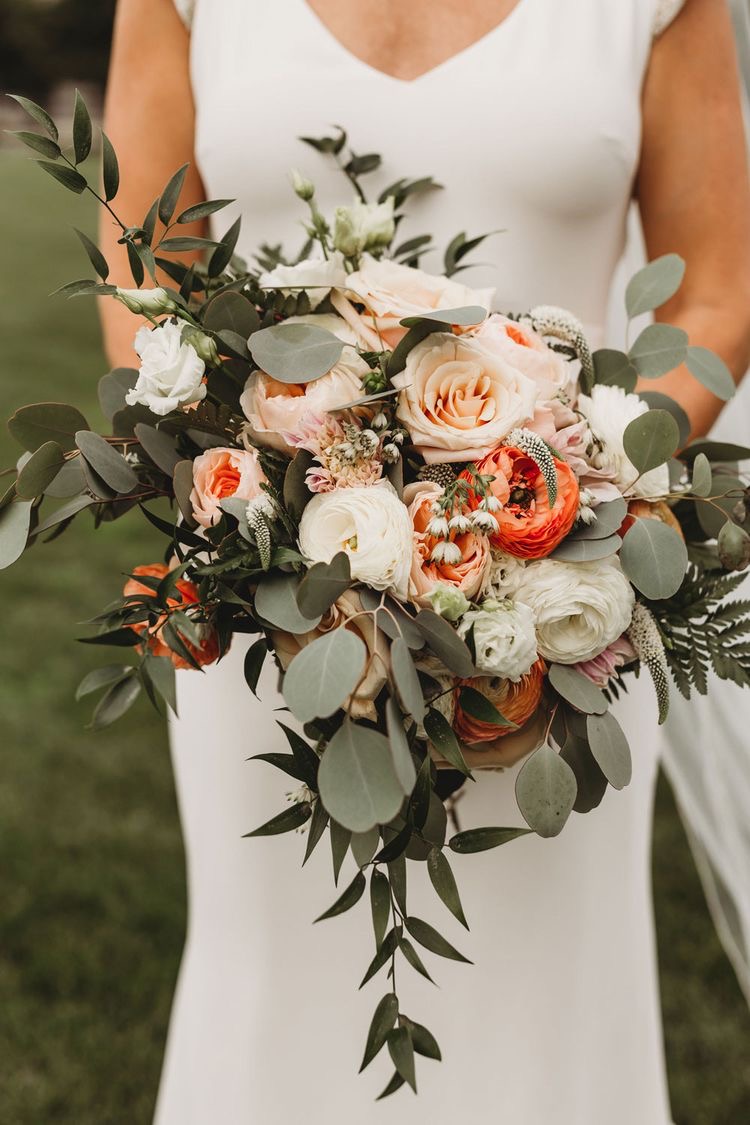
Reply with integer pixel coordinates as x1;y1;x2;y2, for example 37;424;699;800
5;93;750;1097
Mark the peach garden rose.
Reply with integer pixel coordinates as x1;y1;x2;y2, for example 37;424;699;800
190;446;269;528
471;314;573;400
404;480;491;605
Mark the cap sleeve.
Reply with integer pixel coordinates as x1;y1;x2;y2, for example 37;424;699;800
173;0;196;29
653;0;687;36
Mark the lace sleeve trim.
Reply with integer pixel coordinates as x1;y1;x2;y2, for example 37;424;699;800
173;0;196;30
653;0;687;37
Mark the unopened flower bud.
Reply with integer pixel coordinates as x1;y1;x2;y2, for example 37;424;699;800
181;326;220;365
115;286;177;316
290;169;315;201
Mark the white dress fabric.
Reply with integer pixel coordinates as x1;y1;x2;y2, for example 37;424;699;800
156;2;687;1122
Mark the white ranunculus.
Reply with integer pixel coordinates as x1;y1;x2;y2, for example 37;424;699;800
115;287;177;315
259;251;347;310
333;198;396;257
514;556;635;664
126;320;206;416
298;481;413;598
577;384;670;499
457;597;538;682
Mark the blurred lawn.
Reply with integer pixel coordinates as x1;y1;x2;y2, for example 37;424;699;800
0;150;749;1124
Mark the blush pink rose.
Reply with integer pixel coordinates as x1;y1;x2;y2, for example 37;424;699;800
393;333;538;463
190;446;268;528
240;346;368;453
471;314;573;399
331;254;494;350
404;480;491;605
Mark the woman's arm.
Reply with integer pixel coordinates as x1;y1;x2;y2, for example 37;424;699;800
99;0;206;368
637;0;750;438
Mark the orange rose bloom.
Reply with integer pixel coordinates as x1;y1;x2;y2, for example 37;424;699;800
468;446;579;559
454;658;547;744
123;563;220;670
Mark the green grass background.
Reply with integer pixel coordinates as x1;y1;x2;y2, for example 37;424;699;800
0;151;749;1123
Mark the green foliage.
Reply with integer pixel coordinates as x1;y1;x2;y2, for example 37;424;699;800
248;321;344;383
620;518;689;600
515;743;577;838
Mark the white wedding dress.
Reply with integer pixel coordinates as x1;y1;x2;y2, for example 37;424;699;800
155;2;690;1121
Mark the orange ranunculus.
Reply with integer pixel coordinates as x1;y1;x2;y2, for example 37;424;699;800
453;658;547;744
468;446;580;559
123;563;220;670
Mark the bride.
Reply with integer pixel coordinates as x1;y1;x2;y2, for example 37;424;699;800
99;1;750;1121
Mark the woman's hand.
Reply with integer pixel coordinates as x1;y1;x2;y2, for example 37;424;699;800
638;0;750;439
99;0;207;369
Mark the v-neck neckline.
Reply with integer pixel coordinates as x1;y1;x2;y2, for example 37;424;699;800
299;0;532;85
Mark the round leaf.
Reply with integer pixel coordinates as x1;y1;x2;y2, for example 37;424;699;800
15;441;67;498
717;519;750;571
638;391;691;447
619;517;688;599
515;743;577;838
8;402;90;453
551;534;621;562
690;452;712;498
318;719;405;832
413;610;474;676
592;348;637;391
566;498;627;541
295;551;352;618
686;346;735;401
629;323;688;378
0;499;32;569
248;323;344;383
255;572;321;633
586;712;632;790
282;629;367;722
75;430;138;493
622;409;679;474
625;253;685;318
548;664;608;714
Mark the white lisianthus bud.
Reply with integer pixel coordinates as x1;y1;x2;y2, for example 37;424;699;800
126;320;206;416
181;326;220;366
425;583;471;622
290;168;315;201
457;597;538;682
332;198;396;257
115;286;177;316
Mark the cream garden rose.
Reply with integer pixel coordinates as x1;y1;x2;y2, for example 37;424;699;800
393;333;538;463
577;384;670;499
457;597;538;682
514;556;635;664
298;481;413;598
240;345;369;452
259;251;347;310
331;254;494;349
471;314;573;400
126;320;206;416
190;446;268;528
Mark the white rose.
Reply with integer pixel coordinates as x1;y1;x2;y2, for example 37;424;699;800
259;251;347;310
298;481;413;598
331;254;494;349
577;384;670;499
126;320;206;416
514;556;635;664
240;345;368;452
392;332;538;463
333;198;396;257
457;597;538;682
115;286;177;316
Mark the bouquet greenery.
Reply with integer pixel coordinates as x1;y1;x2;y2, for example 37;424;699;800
4;92;750;1097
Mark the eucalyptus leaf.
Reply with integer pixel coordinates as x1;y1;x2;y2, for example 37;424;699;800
691;453;713;498
427;848;468;929
551;534;622;562
283;629;367;722
629;323;688;378
548;664;608;714
592;349;637;392
15;441;67;498
359;589;425;649
622;409;679;474
399;304;487;328
351;827;381;868
0;500;33;568
567;498;627;541
448;826;530;853
391;638;426;721
586;712;632;790
9;402;90;453
248;322;344;383
33;493;93;535
133;423;181;475
625;253;685;318
414;610;474;676
254;572;322;633
619;518;688;599
638;391;691;447
458;685;515;727
318;719;405;832
98;369;137;421
75;431;138;493
295;551;352;618
203;290;260;338
686;346;735;401
515;743;577;838
386;698;418;795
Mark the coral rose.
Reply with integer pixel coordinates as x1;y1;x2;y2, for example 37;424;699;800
190;446;268;528
393;333;537;464
403;480;491;606
470;445;580;559
123;563;220;670
270;590;388;722
453;658;547;744
331;254;493;350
